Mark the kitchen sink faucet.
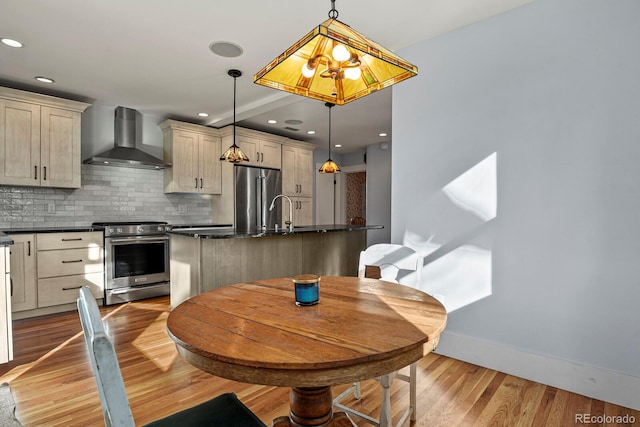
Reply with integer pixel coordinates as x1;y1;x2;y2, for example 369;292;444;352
269;194;293;232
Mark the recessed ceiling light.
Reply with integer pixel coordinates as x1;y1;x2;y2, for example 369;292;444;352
1;38;23;48
379;133;388;137
209;41;243;58
307;130;316;135
198;112;209;117
334;144;342;148
267;119;277;124
35;76;54;83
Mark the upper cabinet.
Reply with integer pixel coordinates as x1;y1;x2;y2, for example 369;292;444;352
160;120;222;194
282;144;314;198
0;87;90;188
236;131;282;170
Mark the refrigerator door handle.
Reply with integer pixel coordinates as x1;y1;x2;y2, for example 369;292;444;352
257;176;267;230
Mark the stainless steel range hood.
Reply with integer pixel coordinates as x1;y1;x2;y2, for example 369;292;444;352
83;106;171;169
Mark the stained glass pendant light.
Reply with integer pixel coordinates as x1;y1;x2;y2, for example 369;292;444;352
254;0;418;105
220;69;250;163
319;103;341;174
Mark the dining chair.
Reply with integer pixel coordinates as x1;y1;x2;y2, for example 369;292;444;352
333;243;424;427
76;286;267;427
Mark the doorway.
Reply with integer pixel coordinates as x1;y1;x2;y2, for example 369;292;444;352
315;164;366;225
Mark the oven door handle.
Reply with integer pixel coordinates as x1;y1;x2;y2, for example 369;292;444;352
106;237;169;244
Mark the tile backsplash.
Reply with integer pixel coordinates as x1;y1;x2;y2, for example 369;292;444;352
0;164;215;229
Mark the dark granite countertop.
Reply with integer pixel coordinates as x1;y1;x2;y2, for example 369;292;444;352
2;227;96;234
168;224;232;230
0;232;13;247
167;224;383;239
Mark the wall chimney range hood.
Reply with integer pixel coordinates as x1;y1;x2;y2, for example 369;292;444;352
83;106;171;169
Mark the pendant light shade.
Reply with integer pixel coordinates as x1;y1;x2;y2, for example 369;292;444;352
220;69;250;163
319;102;341;174
254;0;417;105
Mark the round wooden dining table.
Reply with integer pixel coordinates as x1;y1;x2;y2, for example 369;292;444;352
166;276;447;427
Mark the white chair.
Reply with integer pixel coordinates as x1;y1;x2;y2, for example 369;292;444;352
77;287;266;427
333;244;424;427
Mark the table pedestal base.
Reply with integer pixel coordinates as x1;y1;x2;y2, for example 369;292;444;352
271;386;356;427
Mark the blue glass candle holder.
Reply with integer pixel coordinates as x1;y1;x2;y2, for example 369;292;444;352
293;274;320;306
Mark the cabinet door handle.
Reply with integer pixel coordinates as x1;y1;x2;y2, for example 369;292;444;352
195;178;198;188
28;241;31;256
62;259;83;263
61;238;82;241
62;286;83;291
34;165;38;180
261;152;264;163
10;276;13;297
43;166;47;180
200;178;203;188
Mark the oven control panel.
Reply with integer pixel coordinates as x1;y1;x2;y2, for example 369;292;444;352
101;223;167;237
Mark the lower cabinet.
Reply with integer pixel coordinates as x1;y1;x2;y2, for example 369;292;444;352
283;197;313;227
36;232;104;308
1;246;13;363
9;234;37;312
9;231;104;318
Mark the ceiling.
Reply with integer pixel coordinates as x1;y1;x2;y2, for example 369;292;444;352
0;0;534;154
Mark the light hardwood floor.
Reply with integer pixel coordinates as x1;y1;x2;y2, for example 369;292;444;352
0;296;637;426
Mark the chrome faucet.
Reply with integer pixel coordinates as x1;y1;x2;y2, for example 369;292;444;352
269;194;293;232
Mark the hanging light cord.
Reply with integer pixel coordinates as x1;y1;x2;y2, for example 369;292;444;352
328;103;333;159
328;0;338;19
232;74;237;147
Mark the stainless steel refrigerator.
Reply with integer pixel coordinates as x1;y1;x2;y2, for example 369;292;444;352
235;165;282;231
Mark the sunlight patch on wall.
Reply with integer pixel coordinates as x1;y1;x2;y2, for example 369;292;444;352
443;152;496;221
421;244;492;312
402;152;497;312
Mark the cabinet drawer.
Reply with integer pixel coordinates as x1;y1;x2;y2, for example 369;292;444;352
38;273;104;307
37;232;103;250
37;247;104;278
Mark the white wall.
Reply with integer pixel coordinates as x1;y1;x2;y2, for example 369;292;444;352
393;0;640;409
366;143;391;245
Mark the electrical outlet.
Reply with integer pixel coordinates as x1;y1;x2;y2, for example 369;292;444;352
47;203;55;213
178;205;187;214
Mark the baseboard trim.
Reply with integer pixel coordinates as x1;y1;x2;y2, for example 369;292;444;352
434;331;640;411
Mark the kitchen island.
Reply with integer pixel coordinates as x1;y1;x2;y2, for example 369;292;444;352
168;224;381;307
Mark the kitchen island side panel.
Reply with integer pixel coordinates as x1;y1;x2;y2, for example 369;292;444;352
200;234;303;293
301;230;366;277
170;230;367;306
170;235;202;308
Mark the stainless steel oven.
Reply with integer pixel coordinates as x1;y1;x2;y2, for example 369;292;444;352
93;221;170;305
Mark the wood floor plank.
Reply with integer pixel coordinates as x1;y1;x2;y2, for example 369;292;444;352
0;296;637;426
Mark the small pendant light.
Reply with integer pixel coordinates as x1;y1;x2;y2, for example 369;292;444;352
319;102;341;173
220;69;250;163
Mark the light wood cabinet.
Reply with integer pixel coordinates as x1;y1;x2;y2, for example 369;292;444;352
282;140;315;226
0;87;89;188
280;196;313;227
36;232;104;309
282;144;314;197
9;234;37;312
237;134;282;169
161;120;222;194
291;196;313;226
0;246;13;363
